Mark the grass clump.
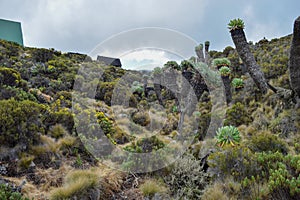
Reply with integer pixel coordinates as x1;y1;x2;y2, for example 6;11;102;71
139;179;168;198
50;169;100;200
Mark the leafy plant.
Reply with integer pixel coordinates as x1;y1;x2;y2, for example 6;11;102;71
228;18;245;31
231;78;244;88
219;66;231;77
216;125;241;147
195;44;203;51
131;81;144;94
0;67;21;86
212;58;231;68
0;184;30;200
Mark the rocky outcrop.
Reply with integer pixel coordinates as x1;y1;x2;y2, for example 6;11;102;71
289;16;300;100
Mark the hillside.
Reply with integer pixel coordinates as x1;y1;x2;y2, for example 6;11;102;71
0;30;299;200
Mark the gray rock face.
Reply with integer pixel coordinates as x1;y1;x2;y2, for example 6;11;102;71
289;16;300;98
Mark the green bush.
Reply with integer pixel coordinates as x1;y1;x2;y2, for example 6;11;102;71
131;111;150;127
0;99;47;147
131;81;144;94
224;102;252;127
0;67;21;86
45;108;74;134
0;184;30;200
124;136;165;153
208;145;260;181
164;61;180;71
249;131;289;154
164;153;209;199
0;85;37;101
257;152;300;199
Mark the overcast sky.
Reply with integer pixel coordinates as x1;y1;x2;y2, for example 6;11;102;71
1;0;299;70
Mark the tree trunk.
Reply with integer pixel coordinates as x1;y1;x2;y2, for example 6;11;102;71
195;46;205;63
221;76;232;104
289;16;300;98
153;74;164;106
143;76;148;97
204;43;210;65
230;29;269;94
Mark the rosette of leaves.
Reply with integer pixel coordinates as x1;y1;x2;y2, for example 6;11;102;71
219;66;231;77
228;18;245;31
131;81;144;94
212;58;231;68
216;125;241;147
231;78;244;88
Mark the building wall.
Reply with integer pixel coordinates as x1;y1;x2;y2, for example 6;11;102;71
0;19;23;46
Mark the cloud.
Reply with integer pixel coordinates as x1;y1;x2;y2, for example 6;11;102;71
121;49;180;70
0;0;299;55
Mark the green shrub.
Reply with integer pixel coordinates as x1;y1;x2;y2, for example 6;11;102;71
224;102;252;127
95;111;113;135
228;18;245;31
0;184;30;200
131;111;150;127
131;81;144;94
0;67;21;86
216;125;241;147
256;152;300;199
124;136;165;153
249;131;289;154
164;153;209;199
0;85;36;101
0;99;47;147
208;145;260;181
164;61;180;71
45;108;74;134
96;81;117;105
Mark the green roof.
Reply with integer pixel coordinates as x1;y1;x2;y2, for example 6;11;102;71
0;19;23;46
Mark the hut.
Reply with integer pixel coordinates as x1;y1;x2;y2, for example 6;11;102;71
97;55;122;67
0;19;23;46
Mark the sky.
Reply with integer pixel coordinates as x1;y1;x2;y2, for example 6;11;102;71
0;0;299;70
